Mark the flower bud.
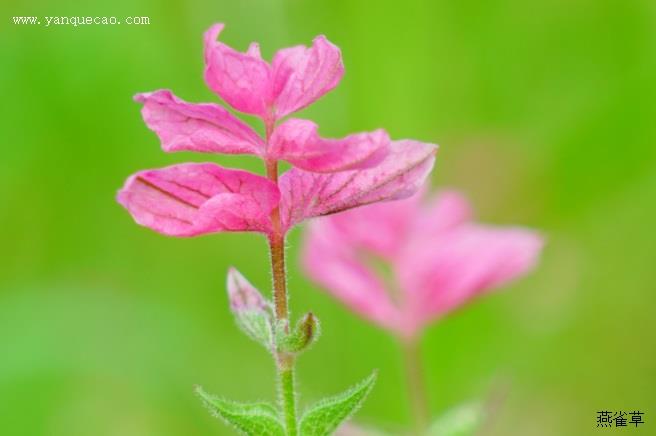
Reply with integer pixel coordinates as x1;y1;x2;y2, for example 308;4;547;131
276;312;321;354
227;267;275;351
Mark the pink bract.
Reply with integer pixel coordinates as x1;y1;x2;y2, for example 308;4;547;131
117;163;279;236
204;23;344;120
227;267;272;313
134;90;265;155
117;140;436;237
302;190;544;339
280;140;437;232
119;23;439;240
135;89;391;172
133;23;389;172
269;118;390;173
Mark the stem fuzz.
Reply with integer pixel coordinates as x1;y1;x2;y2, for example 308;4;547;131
265;155;298;435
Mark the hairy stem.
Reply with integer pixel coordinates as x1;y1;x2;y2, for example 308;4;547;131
402;337;429;434
264;140;298;435
266;160;288;320
279;367;298;436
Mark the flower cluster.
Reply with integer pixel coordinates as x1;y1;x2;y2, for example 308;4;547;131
116;22;543;436
117;23;437;239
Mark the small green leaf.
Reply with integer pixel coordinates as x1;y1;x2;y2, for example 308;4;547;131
196;386;285;436
300;371;377;436
237;310;275;348
428;402;484;436
277;312;321;354
226;268;275;351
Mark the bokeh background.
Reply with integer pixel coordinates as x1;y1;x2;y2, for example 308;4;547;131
2;0;655;434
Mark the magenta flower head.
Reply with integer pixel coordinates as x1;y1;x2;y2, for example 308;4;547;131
302;190;544;340
118;23;437;239
117;23;441;433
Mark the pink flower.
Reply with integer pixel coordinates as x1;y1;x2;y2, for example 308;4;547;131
302;190;543;339
118;23;438;238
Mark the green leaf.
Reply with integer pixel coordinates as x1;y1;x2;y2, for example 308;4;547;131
277;312;321;354
226;268;275;351
428;402;484;436
237;310;275;349
299;371;377;436
196;386;285;436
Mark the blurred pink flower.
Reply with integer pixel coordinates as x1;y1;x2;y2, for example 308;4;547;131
118;24;438;238
303;190;543;339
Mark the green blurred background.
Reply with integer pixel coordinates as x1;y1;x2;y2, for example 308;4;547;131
2;0;655;434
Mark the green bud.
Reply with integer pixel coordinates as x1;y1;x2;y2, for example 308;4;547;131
276;312;321;354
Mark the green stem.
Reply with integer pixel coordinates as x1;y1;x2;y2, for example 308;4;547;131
402;337;429;435
279;366;298;436
265;150;298;435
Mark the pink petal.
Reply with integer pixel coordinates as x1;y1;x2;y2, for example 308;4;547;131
269;118;390;172
271;35;344;118
403;189;473;253
303;219;403;331
134;90;265;155
117;163;279;237
203;23;272;117
418;190;472;234
246;42;262;59
399;225;544;329
318;193;424;260
279;140;437;231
